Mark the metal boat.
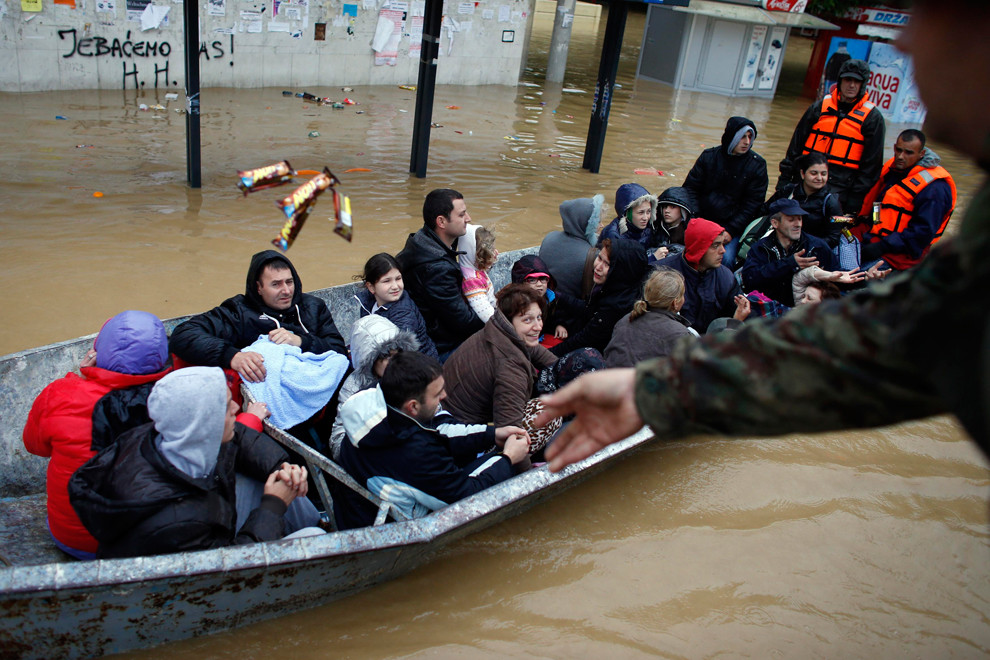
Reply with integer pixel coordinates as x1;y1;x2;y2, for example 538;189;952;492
0;247;653;658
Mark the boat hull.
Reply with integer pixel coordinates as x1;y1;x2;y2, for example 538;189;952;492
0;429;652;658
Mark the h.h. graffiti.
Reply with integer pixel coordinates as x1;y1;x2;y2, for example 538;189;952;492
58;29;234;89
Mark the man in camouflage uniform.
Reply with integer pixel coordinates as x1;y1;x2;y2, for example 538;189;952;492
538;0;990;467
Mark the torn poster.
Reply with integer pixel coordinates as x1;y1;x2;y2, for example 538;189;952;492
208;0;225;16
372;7;403;66
140;2;169;30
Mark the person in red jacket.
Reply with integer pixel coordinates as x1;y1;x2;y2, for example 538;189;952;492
23;310;172;559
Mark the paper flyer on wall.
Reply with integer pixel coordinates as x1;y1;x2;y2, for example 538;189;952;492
408;14;422;58
21;0;42;12
208;0;224;16
372;7;403;66
125;0;150;22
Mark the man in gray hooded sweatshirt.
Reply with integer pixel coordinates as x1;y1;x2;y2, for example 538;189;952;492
69;367;318;559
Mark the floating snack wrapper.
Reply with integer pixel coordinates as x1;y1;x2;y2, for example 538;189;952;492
277;168;336;220
331;188;353;242
272;208;310;252
238;160;294;195
271;168;342;251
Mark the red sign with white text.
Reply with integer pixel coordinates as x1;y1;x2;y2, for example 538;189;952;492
761;0;807;12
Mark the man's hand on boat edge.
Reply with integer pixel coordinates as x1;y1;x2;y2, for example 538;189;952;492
536;368;643;472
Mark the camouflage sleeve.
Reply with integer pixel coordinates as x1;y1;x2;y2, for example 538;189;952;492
632;253;957;439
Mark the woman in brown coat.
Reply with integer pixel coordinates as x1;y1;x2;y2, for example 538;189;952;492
443;284;557;435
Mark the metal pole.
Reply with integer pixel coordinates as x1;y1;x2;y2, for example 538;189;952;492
183;0;201;188
582;0;627;174
410;0;444;178
546;0;576;83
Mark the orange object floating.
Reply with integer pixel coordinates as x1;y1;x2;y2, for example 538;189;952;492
93;191;104;198
634;168;661;176
445;105;460;110
296;169;322;176
344;168;372;173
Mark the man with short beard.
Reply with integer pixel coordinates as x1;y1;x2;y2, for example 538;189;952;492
853;129;957;271
335;351;529;529
653;218;748;334
169;250;345;384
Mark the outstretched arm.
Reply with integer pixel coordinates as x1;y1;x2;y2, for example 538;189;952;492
537;369;642;471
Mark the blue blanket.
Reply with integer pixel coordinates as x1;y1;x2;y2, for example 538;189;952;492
243;337;349;429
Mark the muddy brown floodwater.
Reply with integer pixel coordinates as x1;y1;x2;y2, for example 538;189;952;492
2;7;988;659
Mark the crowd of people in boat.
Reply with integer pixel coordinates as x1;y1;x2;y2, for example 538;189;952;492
24;58;958;559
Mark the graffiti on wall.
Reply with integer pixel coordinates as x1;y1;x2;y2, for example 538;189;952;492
58;29;234;89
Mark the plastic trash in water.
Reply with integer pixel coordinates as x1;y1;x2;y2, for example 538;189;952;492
308;131;320;138
165;93;179;101
341;87;354;92
342;98;356;105
398;85;416;91
55;115;68;120
139;104;149;111
445;105;460;110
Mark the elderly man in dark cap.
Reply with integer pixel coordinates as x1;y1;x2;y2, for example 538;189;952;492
740;198;839;307
778;59;886;216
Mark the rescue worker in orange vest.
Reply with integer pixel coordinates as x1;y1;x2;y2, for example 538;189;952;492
778;59;886;216
852;129;957;271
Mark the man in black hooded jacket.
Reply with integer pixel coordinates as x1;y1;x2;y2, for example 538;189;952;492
397;189;484;358
682;116;769;270
169;250;346;383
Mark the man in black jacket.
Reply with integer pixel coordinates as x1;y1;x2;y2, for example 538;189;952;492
682;116;769;270
169;250;346;383
397;189;485;359
741;199;843;307
336;351;528;529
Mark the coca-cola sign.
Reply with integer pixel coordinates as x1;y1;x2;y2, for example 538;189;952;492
761;0;808;12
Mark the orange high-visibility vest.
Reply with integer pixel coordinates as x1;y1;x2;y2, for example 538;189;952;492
858;158;957;269
803;91;877;170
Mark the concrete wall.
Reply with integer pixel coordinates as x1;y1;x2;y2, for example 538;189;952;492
0;0;535;92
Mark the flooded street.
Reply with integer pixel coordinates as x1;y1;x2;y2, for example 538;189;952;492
2;6;988;658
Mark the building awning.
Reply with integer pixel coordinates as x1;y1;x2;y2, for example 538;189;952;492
670;0;839;30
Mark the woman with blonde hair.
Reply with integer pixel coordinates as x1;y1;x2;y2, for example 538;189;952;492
604;267;699;368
